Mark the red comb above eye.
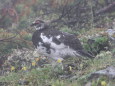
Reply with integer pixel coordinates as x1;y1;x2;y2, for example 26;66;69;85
35;20;40;23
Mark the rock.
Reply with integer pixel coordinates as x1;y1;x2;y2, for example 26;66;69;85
90;66;115;79
106;29;115;40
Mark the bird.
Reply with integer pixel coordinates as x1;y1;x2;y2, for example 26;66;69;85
31;19;94;62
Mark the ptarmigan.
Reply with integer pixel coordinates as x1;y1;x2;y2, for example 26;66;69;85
31;19;94;62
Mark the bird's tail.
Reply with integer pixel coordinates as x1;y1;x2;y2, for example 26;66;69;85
77;50;95;59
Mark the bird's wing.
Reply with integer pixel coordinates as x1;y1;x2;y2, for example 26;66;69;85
40;29;94;58
41;30;83;50
58;32;83;50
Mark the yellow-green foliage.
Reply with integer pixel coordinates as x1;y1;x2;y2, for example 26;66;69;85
98;0;105;5
82;36;109;55
79;28;109;55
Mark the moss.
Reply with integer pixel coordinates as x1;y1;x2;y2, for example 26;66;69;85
82;36;109;55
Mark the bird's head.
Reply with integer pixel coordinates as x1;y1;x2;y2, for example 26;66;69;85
31;19;46;30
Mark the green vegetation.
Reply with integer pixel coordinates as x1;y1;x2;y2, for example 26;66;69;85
0;51;114;86
83;36;109;55
0;29;33;56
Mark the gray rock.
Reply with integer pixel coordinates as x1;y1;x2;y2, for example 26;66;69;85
106;29;115;40
91;66;115;79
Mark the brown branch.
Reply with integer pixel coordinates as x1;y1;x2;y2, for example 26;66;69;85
0;35;17;42
95;1;115;15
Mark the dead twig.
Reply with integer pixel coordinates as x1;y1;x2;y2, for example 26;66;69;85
0;35;17;42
